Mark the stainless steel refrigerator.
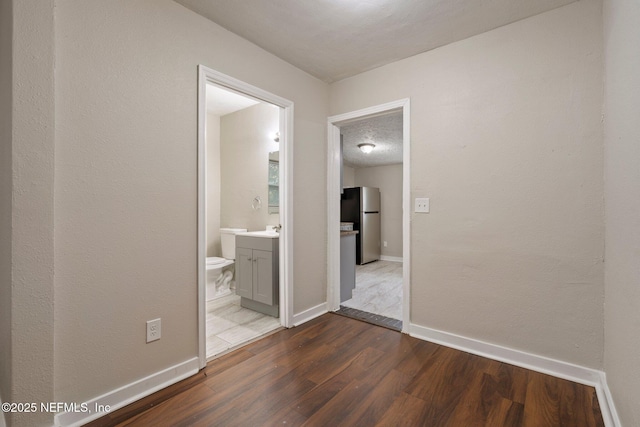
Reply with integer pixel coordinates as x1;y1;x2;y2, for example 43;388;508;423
341;187;381;265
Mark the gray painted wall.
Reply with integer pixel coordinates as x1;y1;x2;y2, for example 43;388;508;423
0;0;13;419
354;165;403;259
51;0;328;417
8;1;56;425
343;165;355;188
603;0;640;424
220;103;280;235
206;112;221;257
331;0;604;369
8;0;640;425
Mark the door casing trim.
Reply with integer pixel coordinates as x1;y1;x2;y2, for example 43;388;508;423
326;98;411;332
197;65;294;368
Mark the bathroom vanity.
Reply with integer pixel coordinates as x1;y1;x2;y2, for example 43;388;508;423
235;233;279;317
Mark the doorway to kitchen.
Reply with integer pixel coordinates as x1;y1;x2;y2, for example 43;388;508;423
327;99;410;332
197;66;294;368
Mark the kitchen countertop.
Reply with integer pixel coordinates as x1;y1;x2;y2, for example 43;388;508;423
340;230;359;236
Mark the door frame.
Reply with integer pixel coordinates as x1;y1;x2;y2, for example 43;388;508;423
326;99;411;332
197;65;294;368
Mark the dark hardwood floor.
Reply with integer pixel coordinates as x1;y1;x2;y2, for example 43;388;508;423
87;313;604;427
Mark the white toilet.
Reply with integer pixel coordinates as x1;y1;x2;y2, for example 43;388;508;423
206;227;246;301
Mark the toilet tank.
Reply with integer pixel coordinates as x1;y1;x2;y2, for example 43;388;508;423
220;228;247;260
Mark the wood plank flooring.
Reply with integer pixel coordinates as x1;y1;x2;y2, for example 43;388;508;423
87;314;604;427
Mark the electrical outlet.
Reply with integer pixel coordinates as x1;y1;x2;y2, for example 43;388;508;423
415;198;430;213
146;318;161;343
384;241;388;247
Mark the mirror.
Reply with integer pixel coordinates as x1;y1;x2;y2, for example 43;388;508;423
268;151;279;214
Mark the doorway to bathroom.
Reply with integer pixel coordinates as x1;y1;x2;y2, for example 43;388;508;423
327;99;410;332
197;66;294;368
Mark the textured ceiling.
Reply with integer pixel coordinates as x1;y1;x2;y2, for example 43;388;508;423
175;0;575;83
342;112;402;168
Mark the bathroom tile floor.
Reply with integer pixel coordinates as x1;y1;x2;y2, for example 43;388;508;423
206;293;282;359
341;260;403;321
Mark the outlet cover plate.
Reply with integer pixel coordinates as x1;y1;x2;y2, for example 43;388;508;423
415;198;430;213
146;318;161;343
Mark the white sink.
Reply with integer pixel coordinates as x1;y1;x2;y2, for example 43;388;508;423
240;230;279;239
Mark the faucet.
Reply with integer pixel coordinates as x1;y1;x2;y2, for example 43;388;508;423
274;224;282;232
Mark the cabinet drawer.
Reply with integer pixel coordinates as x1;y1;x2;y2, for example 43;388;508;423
236;235;277;252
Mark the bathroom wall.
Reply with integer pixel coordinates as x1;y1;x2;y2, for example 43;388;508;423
220;103;280;233
206;111;221;257
603;0;640;423
354;164;403;259
330;0;604;368
51;0;328;416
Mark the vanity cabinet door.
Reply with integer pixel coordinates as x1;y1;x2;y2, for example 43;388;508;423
253;249;273;305
235;235;279;316
236;247;254;299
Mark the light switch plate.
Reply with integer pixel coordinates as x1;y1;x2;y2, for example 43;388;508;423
415;198;430;213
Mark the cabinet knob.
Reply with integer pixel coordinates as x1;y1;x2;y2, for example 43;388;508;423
248;257;252;261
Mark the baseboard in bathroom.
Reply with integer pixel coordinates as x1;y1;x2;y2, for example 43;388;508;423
207;288;233;302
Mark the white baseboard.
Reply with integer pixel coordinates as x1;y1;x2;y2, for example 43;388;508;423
409;323;620;427
379;255;403;263
292;302;327;326
596;371;622;427
54;357;199;427
47;320;621;426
